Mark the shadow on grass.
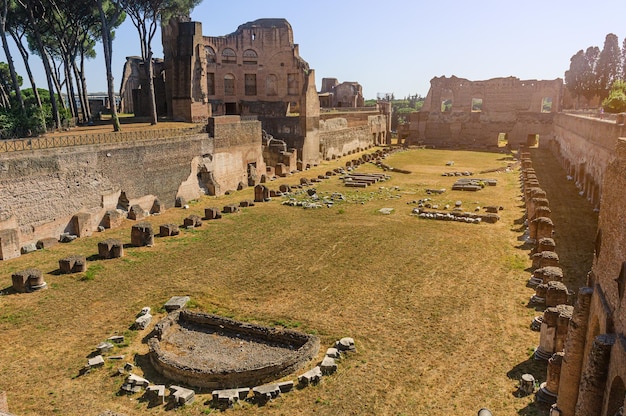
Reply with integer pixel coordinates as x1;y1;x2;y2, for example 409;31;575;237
0;286;17;295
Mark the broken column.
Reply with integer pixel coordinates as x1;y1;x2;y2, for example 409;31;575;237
183;215;202;228
98;238;124;259
545;281;569;307
131;222;154;247
159;224;179;237
535;307;559;360
532;251;560;269
535;217;555;242
536;351;565;404
537;237;556;254
204;207;222;220
254;184;269;202
555;287;594;416
11;269;46;293
59;255;87;274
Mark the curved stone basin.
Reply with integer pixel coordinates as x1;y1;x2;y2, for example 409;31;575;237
148;310;320;389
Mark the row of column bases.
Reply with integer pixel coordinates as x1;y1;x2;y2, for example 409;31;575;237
520;150;619;416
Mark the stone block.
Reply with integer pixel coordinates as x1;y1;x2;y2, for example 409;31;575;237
336;337;356;352
12;269;45;293
212;388;249;407
87;355;104;368
71;212;92;237
131;222;154;247
254;185;269;202
326;347;341;359
36;237;58;250
102;210;124;229
134;314;152;330
98;239;124;259
222;204;240;214
204;207;222;220
183;215;202;228
0;229;20;260
164;296;190;312
128;204;147;221
59;255;87;274
159;223;179;237
20;243;37;254
175;196;186;208
150;199;164;214
275;163;288;177
298;366;322;386
252;384;280;403
97;342;114;353
170;385;195;406
277;381;294;393
320;356;338;375
108;335;125;344
239;200;255;207
145;385;166;405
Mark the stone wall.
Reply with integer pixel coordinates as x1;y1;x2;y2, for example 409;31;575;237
407;76;562;147
318;114;386;160
549;114;625;208
0;118;264;252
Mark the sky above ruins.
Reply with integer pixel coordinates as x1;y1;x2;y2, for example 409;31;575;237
5;0;626;99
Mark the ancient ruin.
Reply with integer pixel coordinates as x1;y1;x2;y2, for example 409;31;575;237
147;310;320;389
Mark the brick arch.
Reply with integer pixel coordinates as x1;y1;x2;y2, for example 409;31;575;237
243;49;258;65
221;48;236;64
205;46;216;63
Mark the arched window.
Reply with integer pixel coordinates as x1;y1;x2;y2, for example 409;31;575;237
205;46;216;63
243;49;258;65
221;48;236;64
224;74;235;95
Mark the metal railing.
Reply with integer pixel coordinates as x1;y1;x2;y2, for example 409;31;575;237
0;125;207;153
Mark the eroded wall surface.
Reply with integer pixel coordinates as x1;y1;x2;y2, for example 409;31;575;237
409;76;562;147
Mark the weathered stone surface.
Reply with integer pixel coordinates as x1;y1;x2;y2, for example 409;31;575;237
336;337;356;352
239;200;255;207
11;269;45;293
102;210;124;229
159;223;179;237
150;199;164;214
131;222;154;247
204;207;222;220
98;238;124;259
320;356;338;375
20;243;37;254
59;255;87;274
134;314;152;330
88;355;105;368
36;237;58;250
175;196;186;208
222;204;240;214
0;229;20;260
71;212;92;237
298;366;322;386
127;204;147;221
254;185;269;202
97;342;114;354
170;385;195;406
164;296;190;312
145;385;166;404
183;215;202;228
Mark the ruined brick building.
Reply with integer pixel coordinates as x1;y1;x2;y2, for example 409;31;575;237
403;75;563;148
319;78;365;108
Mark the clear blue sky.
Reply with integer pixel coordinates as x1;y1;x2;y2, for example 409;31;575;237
4;0;626;99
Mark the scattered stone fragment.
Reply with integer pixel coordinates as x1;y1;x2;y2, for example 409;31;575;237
11;269;46;293
378;207;394;215
204;207;222;220
20;243;37;254
59;233;78;243
320;356;338;375
59;255;87;274
298;366;322;386
326;347;340;359
108;335;124;344
87;355;105;368
138;307;151;316
211;388;249;408
97;342;114;354
252;384;280;404
159;223;179;237
127;204;147;221
98;238;124;259
183;215;202;228
170;386;196;406
336;337;356;352
121;373;149;393
134;314;152;330
130;222;154;247
222;204;240;214
277;381;294;393
36;237;58;250
164;296;190;312
145;385;166;405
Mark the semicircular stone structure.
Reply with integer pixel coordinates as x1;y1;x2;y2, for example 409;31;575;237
148;310;320;389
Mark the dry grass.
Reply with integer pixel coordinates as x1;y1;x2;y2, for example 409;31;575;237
0;146;595;416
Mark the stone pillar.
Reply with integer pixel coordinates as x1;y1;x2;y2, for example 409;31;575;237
98;238;124;259
536;217;555;241
131;222;154;247
574;334;615;416
71;212;92;237
536;307;559;360
546;281;569;307
536;266;564;284
537;352;565;404
533;251;559;269
555;287;593;416
538;238;556;254
534;206;552;221
254;185;269;203
555;305;574;352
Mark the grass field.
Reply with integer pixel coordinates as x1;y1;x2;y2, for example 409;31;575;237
0;146;596;415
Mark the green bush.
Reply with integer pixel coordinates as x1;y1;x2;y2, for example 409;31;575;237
603;79;626;113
